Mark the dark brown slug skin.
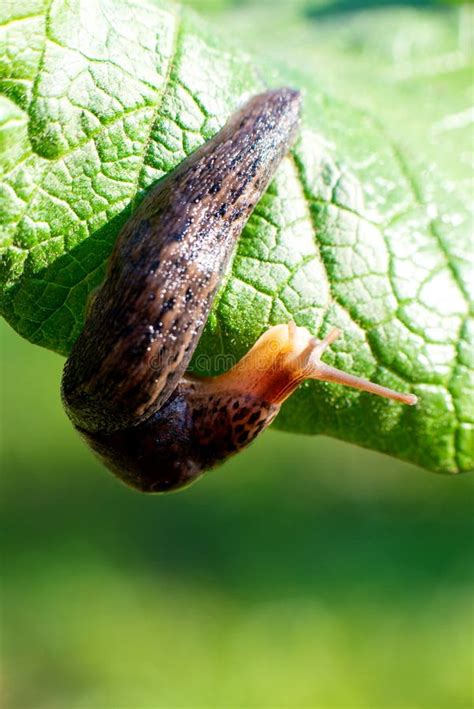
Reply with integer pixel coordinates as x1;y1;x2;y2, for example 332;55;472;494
79;383;280;492
62;88;418;492
62;88;301;436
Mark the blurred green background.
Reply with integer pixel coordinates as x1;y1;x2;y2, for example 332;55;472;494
3;320;474;708
1;0;473;707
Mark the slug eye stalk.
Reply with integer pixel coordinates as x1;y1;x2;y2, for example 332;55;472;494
299;326;417;406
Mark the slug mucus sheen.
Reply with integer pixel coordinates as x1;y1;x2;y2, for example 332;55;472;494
62;88;417;493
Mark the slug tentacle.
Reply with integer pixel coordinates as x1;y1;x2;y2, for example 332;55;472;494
61;88;417;494
301;328;417;406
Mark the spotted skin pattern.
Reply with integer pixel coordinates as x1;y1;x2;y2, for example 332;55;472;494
80;384;279;492
62;89;302;491
62;88;300;435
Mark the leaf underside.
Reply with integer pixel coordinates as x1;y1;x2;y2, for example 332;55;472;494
0;0;472;473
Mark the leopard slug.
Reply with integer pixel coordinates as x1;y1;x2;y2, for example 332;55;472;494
61;88;417;493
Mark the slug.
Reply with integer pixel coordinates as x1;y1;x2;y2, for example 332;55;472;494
62;88;417;493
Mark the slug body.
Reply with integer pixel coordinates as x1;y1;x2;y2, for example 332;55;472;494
62;88;416;493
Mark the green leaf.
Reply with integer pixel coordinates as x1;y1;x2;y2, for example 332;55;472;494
1;0;472;474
